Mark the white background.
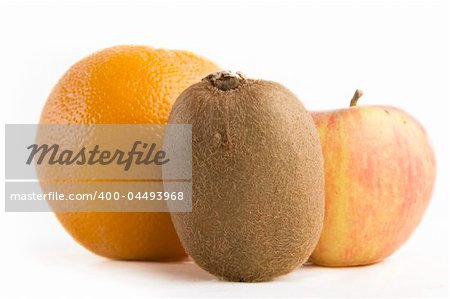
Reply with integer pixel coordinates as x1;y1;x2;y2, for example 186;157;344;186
0;1;449;298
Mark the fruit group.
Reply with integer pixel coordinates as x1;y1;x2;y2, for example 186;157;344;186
40;45;219;260
167;71;324;281
310;90;436;267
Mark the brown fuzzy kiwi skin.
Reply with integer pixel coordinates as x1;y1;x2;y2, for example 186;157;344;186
167;72;324;282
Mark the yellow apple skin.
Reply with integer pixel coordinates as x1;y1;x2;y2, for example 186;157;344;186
310;106;435;267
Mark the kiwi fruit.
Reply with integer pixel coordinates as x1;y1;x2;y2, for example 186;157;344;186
167;71;324;282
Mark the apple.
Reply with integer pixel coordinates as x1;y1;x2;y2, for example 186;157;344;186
310;90;436;267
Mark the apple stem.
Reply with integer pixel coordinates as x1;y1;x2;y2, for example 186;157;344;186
350;89;364;107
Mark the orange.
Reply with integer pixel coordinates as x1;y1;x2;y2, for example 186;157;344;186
40;45;219;260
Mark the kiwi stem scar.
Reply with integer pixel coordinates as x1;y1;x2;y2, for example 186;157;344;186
203;71;246;91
